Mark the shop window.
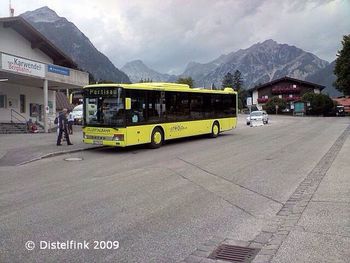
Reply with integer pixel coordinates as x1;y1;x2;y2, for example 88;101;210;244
0;95;6;108
30;103;40;117
20;94;26;113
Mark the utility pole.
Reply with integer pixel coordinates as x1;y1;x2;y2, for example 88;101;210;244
9;0;15;17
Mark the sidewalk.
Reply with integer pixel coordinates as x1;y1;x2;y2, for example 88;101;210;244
0;126;101;166
270;129;350;263
182;124;350;263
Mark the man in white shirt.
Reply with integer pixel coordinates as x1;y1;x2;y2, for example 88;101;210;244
68;110;74;135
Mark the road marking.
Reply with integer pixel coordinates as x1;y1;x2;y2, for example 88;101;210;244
177;157;283;205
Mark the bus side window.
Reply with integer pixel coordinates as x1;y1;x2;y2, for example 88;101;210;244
212;95;223;117
177;93;190;121
190;93;203;120
165;92;177;121
203;94;213;118
128;90;146;124
222;94;236;117
147;91;161;123
165;92;190;122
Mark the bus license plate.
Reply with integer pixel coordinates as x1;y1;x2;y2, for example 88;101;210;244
93;140;103;145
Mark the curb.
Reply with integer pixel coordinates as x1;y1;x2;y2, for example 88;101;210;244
17;145;104;166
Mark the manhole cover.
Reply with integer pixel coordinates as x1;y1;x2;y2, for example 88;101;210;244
209;244;260;263
64;157;83;161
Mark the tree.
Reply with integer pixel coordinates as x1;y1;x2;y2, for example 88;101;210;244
334;34;350;95
302;92;334;115
97;80;114;84
88;71;96;84
232;70;245;110
233;70;243;91
222;72;234;89
238;89;249;109
264;96;287;114
177;77;194;88
139;78;152;83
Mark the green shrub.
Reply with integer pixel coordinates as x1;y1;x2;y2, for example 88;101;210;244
265;96;287;114
301;92;334;115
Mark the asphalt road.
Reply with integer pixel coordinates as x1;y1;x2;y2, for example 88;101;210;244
0;115;349;263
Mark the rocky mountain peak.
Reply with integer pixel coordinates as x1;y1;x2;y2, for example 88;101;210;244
21;6;130;83
121;60;175;83
261;39;278;46
184;61;202;71
22;6;61;23
124;60;148;69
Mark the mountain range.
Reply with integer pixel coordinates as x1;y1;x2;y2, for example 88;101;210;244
21;6;130;83
122;40;340;96
184;39;329;87
20;7;340;96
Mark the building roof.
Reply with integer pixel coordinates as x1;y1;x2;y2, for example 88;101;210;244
333;97;350;107
0;16;77;69
248;76;325;92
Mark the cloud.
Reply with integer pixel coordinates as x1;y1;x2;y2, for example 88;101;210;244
1;0;349;74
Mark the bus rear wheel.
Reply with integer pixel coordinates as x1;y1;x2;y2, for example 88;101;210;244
150;127;163;148
210;122;220;138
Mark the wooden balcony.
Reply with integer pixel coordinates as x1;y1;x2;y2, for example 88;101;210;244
257;98;269;103
272;87;301;94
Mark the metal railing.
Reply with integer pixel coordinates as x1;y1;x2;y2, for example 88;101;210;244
10;109;27;124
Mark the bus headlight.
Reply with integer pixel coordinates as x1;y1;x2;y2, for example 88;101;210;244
113;134;124;141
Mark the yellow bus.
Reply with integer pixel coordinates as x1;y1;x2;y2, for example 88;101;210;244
82;83;237;148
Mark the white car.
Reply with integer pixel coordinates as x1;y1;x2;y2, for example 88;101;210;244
72;104;83;124
246;110;269;125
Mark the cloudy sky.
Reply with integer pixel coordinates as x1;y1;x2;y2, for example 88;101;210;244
1;0;349;74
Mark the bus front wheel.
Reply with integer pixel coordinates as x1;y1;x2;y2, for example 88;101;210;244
150;127;163;148
210;122;220;138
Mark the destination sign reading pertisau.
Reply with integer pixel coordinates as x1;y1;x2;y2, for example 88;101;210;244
86;88;119;96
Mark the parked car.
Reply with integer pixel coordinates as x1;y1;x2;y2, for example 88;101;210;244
324;105;346;117
336;105;346;116
246;110;269;125
72;104;83;124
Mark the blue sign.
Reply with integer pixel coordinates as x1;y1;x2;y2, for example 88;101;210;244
48;64;70;76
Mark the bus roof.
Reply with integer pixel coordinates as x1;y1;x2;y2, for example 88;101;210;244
83;82;236;94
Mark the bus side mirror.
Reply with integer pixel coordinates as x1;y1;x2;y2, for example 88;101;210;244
125;98;131;110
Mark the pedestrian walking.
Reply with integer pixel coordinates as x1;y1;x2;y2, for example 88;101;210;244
56;108;73;146
68;110;74;135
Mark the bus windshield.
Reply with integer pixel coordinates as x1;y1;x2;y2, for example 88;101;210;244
84;88;124;127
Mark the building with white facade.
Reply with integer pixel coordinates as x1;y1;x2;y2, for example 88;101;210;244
0;16;88;132
248;76;324;111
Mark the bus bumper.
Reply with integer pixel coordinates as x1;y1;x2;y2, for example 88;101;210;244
83;138;127;147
